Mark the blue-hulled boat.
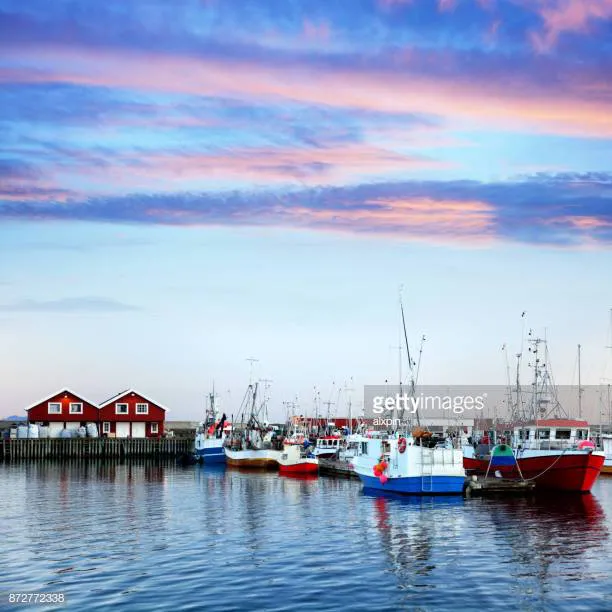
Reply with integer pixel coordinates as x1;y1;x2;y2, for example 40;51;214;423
194;389;227;464
352;435;465;495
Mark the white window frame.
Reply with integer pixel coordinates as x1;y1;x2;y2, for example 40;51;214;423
69;402;83;414
135;403;149;415
115;403;128;415
150;423;159;434
102;422;111;434
48;402;61;415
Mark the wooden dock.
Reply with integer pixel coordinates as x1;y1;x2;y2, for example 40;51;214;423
0;437;193;461
464;476;536;496
319;458;359;479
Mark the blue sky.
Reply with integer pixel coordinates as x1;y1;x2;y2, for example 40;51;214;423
1;0;612;420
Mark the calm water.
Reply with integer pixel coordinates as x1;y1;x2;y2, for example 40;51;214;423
1;462;611;612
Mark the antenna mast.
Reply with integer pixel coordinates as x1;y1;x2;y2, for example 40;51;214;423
246;357;259;384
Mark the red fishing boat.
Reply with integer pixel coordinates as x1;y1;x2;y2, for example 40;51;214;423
277;443;319;474
463;420;605;492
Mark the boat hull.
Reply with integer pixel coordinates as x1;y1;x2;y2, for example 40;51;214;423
463;452;604;492
358;474;465;495
278;461;319;474
224;448;280;470
195;446;226;464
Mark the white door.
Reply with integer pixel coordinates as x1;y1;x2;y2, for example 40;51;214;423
49;422;65;438
131;422;146;438
116;422;130;438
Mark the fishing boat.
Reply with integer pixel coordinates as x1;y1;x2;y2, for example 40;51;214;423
351;291;465;494
464;333;605;492
194;388;228;464
224;382;281;469
463;420;605;491
277;443;319;474
353;434;465;494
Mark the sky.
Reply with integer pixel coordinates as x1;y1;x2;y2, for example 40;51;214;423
1;0;612;422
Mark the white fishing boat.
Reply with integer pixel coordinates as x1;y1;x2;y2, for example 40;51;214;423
224;382;281;469
352;434;465;494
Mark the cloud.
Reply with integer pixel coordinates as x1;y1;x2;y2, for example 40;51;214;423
438;0;457;12
529;0;612;51
0;297;142;313
57;143;448;188
2;173;611;247
1;9;611;138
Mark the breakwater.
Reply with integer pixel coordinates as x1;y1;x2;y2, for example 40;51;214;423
0;437;193;460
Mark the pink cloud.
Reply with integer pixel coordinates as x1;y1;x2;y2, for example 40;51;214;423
438;0;457;12
240;196;496;245
2;43;611;138
551;215;612;230
529;0;612;51
75;142;448;189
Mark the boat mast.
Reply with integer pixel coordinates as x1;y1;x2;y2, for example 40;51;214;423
578;344;583;419
399;291;419;428
344;377;354;434
607;308;612;430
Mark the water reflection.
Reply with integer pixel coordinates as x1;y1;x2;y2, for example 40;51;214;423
366;487;609;609
1;461;611;611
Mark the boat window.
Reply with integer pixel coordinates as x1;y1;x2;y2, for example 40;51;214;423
538;429;550;439
555;429;570;440
577;429;588;439
360;442;368;454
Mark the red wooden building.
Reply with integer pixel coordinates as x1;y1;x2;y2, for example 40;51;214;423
25;388;100;436
98;389;166;438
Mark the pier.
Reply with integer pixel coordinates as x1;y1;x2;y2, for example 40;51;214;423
0;437;193;461
319;458;359;479
464;477;536;496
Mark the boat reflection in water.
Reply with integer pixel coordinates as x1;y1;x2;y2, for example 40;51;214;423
278;472;319;482
367;488;609;609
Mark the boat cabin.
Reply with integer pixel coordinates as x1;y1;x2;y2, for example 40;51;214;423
316;436;343;449
602;435;612;460
513;419;590;450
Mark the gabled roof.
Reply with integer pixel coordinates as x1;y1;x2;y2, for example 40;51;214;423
98;389;169;411
24;388;100;412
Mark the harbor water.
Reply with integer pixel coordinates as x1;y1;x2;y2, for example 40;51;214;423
1;461;611;611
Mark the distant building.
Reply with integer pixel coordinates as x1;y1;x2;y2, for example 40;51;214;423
98;389;167;438
25;388;100;436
